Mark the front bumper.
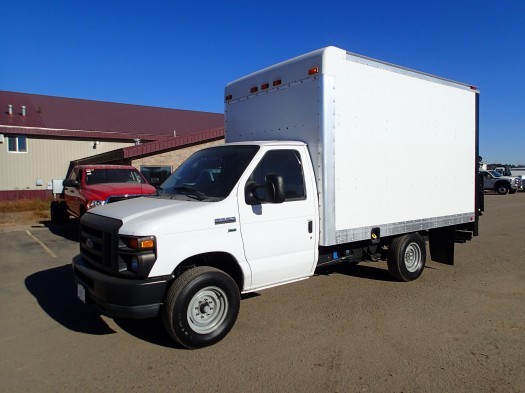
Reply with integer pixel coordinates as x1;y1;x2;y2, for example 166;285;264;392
72;254;171;319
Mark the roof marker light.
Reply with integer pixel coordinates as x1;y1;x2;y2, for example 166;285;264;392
470;86;478;90
261;83;270;90
308;67;319;75
250;87;258;93
272;79;282;87
225;94;233;101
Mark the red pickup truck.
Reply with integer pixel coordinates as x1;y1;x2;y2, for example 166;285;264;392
51;165;157;224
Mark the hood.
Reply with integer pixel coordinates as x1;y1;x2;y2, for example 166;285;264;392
89;196;238;236
85;183;156;199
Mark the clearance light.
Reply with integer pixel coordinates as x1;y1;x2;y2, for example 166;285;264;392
225;94;233;101
470;86;478;90
308;67;319;75
272;79;282;87
261;83;270;90
250;87;258;93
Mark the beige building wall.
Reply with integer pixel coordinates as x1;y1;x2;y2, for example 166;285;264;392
0;136;132;191
132;139;224;172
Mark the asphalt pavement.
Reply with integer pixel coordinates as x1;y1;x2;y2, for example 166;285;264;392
0;194;524;392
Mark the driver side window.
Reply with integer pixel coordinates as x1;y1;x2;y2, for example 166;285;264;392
251;150;306;202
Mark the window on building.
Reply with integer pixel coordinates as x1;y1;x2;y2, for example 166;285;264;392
8;135;28;153
140;166;172;184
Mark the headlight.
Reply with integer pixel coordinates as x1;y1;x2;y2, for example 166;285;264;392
119;235;156;251
118;235;157;277
87;200;106;209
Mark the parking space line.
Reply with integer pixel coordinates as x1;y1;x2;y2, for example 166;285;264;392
26;230;57;258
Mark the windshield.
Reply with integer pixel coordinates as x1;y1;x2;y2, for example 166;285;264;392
85;168;147;185
158;145;259;201
488;170;502;178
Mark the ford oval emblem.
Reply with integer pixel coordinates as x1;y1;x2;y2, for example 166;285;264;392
86;239;94;249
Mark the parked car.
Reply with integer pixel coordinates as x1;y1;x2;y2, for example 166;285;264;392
480;169;522;195
510;168;525;191
51;165;157;223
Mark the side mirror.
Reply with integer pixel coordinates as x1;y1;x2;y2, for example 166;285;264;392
63;179;79;188
265;173;285;203
244;173;285;205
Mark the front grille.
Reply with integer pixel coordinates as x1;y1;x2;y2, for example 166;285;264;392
79;213;123;274
106;194;145;204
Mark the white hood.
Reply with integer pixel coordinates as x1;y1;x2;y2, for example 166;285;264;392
89;196;238;236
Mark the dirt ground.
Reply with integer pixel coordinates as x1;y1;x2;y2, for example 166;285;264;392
0;193;524;392
0;211;49;228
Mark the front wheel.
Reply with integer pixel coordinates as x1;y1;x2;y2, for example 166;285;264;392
495;183;509;195
162;266;240;349
387;233;426;282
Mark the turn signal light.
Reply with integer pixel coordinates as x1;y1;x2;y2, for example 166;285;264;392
140;239;155;249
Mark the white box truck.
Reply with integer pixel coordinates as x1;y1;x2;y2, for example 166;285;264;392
72;46;481;348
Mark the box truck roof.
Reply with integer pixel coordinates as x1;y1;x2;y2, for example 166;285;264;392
225;46;479;103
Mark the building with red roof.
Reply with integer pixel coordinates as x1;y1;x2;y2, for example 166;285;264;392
0;91;224;200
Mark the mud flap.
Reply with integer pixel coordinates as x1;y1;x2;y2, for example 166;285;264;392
429;226;455;265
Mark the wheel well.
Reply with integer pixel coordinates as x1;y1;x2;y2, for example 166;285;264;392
494;180;510;188
174;252;244;291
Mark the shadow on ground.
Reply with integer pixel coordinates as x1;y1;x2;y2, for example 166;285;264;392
316;262;395;282
113;318;181;348
42;219;81;242
25;264;115;335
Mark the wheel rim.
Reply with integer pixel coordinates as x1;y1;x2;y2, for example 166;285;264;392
187;286;228;334
498;186;507;194
404;242;422;272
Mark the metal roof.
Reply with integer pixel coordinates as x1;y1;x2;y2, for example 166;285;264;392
73;127;225;165
0;91;224;142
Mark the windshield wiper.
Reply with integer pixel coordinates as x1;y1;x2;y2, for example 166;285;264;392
171;186;208;201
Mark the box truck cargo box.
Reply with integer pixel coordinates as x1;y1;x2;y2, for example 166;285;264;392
225;46;479;246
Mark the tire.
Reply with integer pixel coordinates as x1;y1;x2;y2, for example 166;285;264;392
162;266;240;349
387;233;426;282
495;183;509;195
50;201;68;224
509;189;517;194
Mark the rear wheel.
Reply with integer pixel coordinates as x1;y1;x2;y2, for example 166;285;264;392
50;201;68;224
162;266;240;349
387;233;426;282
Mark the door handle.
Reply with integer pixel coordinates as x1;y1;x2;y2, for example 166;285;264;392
308;220;313;234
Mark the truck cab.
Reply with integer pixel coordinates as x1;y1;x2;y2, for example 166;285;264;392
480;169;521;194
51;165;156;223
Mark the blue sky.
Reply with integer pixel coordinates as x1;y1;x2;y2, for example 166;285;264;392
2;1;524;164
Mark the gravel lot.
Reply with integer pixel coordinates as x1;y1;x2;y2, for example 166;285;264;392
0;193;524;392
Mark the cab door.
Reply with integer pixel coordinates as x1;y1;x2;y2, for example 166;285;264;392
482;171;495;190
238;147;318;290
63;168;82;217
